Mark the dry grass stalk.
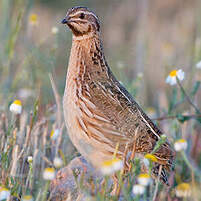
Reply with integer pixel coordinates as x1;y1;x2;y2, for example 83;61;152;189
10;144;19;177
128;126;139;172
41;121;48;170
49;73;62;128
55;123;64;156
153;165;162;201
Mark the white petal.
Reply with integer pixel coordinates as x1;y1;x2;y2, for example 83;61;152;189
176;189;191;198
138;177;151;186
9;104;22;114
143;158;150;168
174;141;187;151
166;76;171;84
132;184;145;195
0;190;10;200
51;129;60;140
113;160;123;172
166;75;177;85
174;142;182;151
181;142;187;150
53;157;63;168
51;27;59;34
43;169;55;180
196;61;201;69
101;166;114;175
177;69;185;81
28;156;33;163
169;77;177;85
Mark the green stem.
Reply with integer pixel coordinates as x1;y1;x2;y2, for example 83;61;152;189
151;135;167;154
41;180;50;201
176;78;200;114
135;195;140;201
181;151;201;180
152;114;201;121
102;176;108;201
118;173;132;201
148;161;153;176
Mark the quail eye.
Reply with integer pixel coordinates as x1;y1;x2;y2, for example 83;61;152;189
79;13;85;19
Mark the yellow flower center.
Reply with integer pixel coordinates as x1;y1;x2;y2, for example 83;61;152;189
0;187;9;192
169;70;178;77
163;42;173;52
13;100;22;106
50;130;54;138
29;14;38;24
102;158;121;167
176;183;190;191
44;167;55;173
22;195;33;199
138;173;150;178
144;154;157;162
176;139;186;143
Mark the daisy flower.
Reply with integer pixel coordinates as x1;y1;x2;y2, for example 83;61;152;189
50;129;60;140
175;183;191;197
196;60;201;69
29;14;38;26
143;153;157;167
9;100;22;114
144;154;157;162
101;158;123;175
0;187;10;201
28;156;33;163
174;139;187;152
137;173;152;186
43;167;55;180
132;184;145;195
51;26;59;35
166;69;185;86
137;72;143;79
53;157;63;168
21;195;34;201
117;61;125;69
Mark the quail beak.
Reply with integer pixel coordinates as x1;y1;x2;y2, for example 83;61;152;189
61;18;68;24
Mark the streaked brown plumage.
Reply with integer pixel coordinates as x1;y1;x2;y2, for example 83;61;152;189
62;6;175;184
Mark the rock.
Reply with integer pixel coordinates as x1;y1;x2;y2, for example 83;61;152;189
49;156;104;201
